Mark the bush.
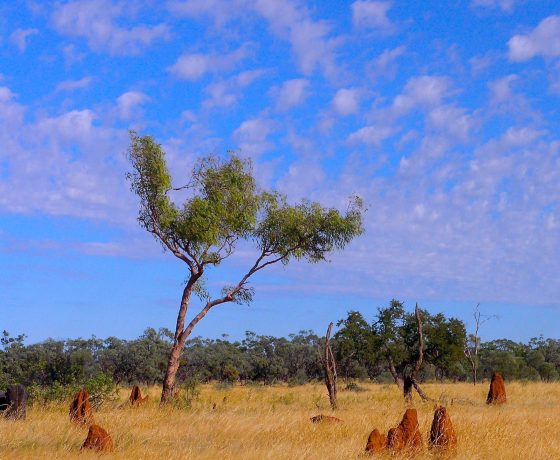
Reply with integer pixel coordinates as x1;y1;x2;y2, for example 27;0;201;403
85;373;119;409
288;369;308;387
172;376;201;409
28;382;76;406
343;382;367;392
221;364;239;384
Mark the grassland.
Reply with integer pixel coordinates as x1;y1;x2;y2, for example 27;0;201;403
1;381;559;459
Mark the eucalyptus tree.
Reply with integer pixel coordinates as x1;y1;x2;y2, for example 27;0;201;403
127;133;364;403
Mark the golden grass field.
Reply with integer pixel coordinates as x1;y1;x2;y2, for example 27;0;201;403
1;381;559;459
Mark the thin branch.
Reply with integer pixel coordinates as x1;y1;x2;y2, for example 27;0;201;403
147;204;195;271
413;303;424;375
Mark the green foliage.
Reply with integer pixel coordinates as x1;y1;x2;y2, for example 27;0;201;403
127;131;364;294
172;376;201;409
335;311;377;379
86;373;119;409
3;321;560;389
27;382;75;406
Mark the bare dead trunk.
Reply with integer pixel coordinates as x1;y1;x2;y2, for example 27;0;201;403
404;304;430;403
412;378;430;401
322;322;338;410
388;357;404;389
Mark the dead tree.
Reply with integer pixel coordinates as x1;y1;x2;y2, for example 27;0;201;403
320;322;338;410
464;304;495;386
404;304;430;403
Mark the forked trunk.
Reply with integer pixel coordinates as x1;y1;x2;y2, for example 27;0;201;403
403;376;414;402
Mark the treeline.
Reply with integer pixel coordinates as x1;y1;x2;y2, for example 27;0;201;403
1;303;559;389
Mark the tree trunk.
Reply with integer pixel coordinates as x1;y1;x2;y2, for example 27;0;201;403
388;357;404;389
160;277;198;404
322;322;338;410
161;340;183;403
411;378;430;401
403;376;413;402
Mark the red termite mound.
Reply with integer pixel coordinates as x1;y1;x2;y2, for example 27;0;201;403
365;428;386;454
129;385;148;406
429;406;457;449
386;408;422;452
310;414;343;423
81;424;113;453
69;387;93;425
486;372;507;404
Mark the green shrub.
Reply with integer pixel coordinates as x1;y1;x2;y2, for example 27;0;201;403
85;373;119;409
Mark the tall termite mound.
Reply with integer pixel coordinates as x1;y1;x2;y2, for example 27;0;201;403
429;406;457;449
69;387;93;425
486;372;506;404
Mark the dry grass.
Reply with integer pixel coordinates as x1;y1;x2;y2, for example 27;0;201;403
1;381;559;459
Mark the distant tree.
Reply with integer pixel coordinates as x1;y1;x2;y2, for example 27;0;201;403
372;300;429;401
126;133;364;403
424;313;467;381
464;304;495;385
371;300;467;400
319;322;338;410
334;311;377;380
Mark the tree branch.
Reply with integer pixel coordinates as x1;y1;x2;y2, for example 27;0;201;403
413;303;424;375
146;203;196;272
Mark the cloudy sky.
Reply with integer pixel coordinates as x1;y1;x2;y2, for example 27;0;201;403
1;0;560;343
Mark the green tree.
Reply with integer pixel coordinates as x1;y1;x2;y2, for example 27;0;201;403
126;133;364;403
424;313;467;381
334;311;377;380
372;300;467;400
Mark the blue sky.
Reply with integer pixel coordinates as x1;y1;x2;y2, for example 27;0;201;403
1;0;560;343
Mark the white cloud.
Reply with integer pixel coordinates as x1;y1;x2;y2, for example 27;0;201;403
168;0;341;78
488;74;518;102
391;75;451;115
254;0;339;77
203;69;265;109
332;88;360;116
233;117;275;158
550;61;560;94
501;126;545;146
168;44;253;80
9;28;39;52
0;85;131;222
167;0;248;27
508;15;560;62
55;76;94;92
351;1;393;31
471;0;521;12
427;105;473;141
348;125;394;145
275;78;309;111
372;45;405;73
52;0;169;55
116;91;150;119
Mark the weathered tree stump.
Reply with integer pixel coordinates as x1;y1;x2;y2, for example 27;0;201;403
0;391;8;412
4;385;27;420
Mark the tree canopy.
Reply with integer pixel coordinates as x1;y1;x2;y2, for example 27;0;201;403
126;132;365;401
